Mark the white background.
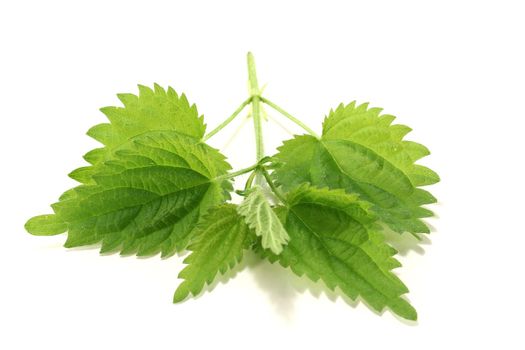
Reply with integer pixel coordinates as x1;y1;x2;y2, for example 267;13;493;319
1;1;524;349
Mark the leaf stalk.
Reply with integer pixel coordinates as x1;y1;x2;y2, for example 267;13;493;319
260;167;287;204
217;163;259;181
260;97;320;138
203;97;252;141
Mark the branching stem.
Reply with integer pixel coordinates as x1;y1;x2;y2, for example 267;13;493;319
244;171;257;191
209;53;318;198
203;97;252;141
217;163;259;181
260;167;287;204
260;97;320;138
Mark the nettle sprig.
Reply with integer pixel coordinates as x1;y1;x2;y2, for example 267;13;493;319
26;53;439;321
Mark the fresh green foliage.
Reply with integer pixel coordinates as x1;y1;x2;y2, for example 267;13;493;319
237;185;289;254
258;185;416;320
174;204;256;302
70;84;206;184
26;53;438;321
273;102;439;236
57;132;231;257
26;86;232;258
25;214;67;236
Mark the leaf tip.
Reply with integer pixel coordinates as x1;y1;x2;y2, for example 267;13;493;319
390;298;418;321
25;214;66;236
173;286;189;303
269;244;284;255
153;83;165;95
68;166;95;184
137;84;154;97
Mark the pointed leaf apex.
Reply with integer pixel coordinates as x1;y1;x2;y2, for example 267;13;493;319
117;93;138;107
137;84;154;97
173;287;188;303
153;83;165;95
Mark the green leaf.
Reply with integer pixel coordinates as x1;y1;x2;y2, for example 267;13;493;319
237;185;289;254
322;102;439;186
25;214;67;236
72;84;206;184
26;130;232;258
273;102;439;235
260;185;416;320
173;204;255;302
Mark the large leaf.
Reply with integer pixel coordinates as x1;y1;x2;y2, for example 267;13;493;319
260;185;416;320
237;185;289;254
273;102;439;235
25;85;232;257
70;84;206;184
173;204;256;302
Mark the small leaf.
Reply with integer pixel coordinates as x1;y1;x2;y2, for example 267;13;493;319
173;204;255;302
237;185;289;254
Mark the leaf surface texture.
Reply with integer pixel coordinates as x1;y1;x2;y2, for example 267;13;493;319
274;102;439;235
237;185;289;254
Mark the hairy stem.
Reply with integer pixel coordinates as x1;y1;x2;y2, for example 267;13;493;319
203;97;252;141
260;167;287;204
260;97;320;138
244;171;257;191
247;52;264;184
217;163;260;181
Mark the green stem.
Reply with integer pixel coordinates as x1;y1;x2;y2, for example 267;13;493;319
203;97;252;142
244;171;257;191
260;97;320;138
217;163;260;181
247;52;265;184
260;167;287;204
